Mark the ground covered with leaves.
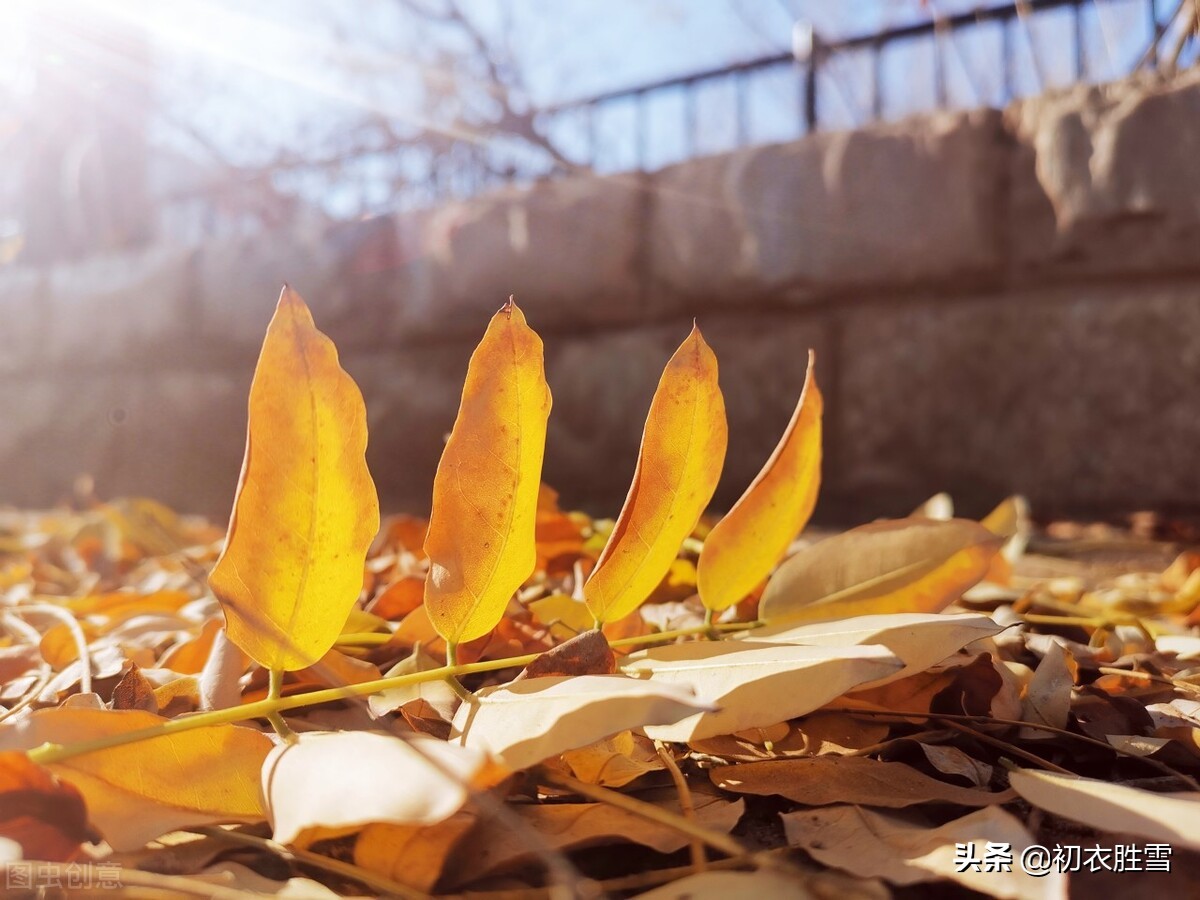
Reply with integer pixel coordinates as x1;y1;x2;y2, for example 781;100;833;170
6;291;1200;900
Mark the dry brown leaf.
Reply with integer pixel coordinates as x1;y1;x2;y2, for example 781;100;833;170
110;663;158;713
444;784;742;887
0;751;96;861
920;743;994;787
513;628;615;681
712;756;1014;807
783;804;1066;900
1019;638;1077;739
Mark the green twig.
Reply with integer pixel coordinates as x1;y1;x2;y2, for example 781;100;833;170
28;619;765;767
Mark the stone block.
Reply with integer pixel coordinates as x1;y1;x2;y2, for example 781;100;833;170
831;281;1200;522
412;173;647;337
0;368;250;517
345;343;475;514
194;229;345;351
647;108;1005;305
1008;68;1200;274
542;312;832;515
43;245;194;366
0;266;49;374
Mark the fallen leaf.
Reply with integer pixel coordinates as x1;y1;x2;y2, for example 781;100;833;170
263;730;500;845
445;784;742;886
513;629;615;680
367;576;425;621
368;646;459;724
158;618;223;675
110;663;158;713
698;350;821;612
711;756;1014;807
1019;639;1077;739
209;287;380;671
920;743;994;787
451;674;710;771
849;657;1008;720
0;708;270;850
759;517;1003;625
0;751;96;860
746;612;1004;686
424;299;552;647
1008;768;1200;850
560;730;664;787
585;325;727;624
197;861;342;898
784;804;1065;900
354;811;476;892
913;492;955;520
620;641;902;741
635;870;887;900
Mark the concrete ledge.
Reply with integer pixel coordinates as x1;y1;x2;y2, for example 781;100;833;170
646;109;1006;306
831;280;1200;520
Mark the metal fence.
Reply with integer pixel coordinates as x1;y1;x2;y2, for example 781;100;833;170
510;0;1191;179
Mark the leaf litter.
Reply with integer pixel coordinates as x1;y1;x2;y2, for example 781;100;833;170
0;290;1198;897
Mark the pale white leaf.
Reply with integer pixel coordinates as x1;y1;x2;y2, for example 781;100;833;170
912;492;954;521
451;674;710;772
1018;639;1074;739
1009;768;1200;850
1106;734;1171;756
264;731;492;845
368;646;458;721
745;612;1003;687
620;641;901;742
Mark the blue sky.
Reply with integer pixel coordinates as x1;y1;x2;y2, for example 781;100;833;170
1;0;1191;219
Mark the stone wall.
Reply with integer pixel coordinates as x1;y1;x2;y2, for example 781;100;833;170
2;67;1198;523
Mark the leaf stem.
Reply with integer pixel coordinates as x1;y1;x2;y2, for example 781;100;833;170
265;668;297;744
539;769;754;863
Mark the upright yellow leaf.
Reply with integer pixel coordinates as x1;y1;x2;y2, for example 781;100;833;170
424;299;552;646
585;326;727;624
209;287;379;671
697;350;822;612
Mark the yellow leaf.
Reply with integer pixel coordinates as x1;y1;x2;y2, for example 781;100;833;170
759;517;1003;626
697;350;821;612
585;326;727;623
424;299;552;646
0;708;270;850
209;287;379;671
